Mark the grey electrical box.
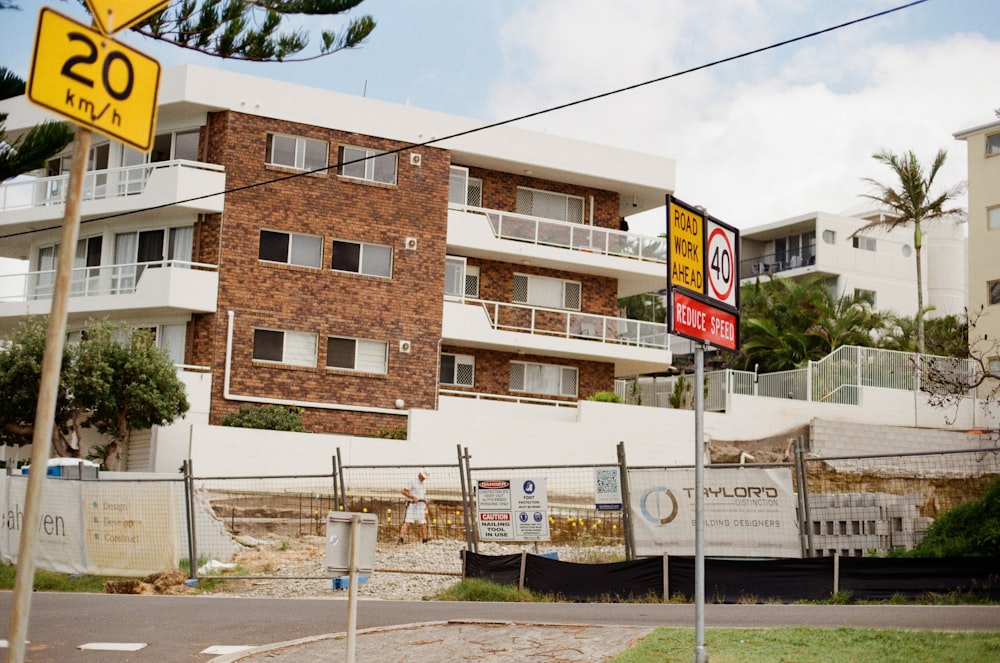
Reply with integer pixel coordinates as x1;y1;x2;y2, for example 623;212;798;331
325;512;378;573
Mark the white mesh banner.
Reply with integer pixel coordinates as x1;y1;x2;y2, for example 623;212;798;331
629;467;801;558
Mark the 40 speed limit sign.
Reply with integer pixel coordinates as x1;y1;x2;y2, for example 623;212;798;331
28;7;160;152
705;217;737;308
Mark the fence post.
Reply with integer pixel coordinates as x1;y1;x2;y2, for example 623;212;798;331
833;551;840;595
807;360;813;402
662;553;669;602
183;459;198;579
796;436;814;557
336;447;346;509
617;441;634;561
518;551;527;591
793;440;809;558
331;454;339;512
457;445;472;552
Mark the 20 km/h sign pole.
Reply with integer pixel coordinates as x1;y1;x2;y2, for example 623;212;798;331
5;127;92;663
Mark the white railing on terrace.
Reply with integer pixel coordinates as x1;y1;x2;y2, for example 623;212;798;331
0;160;225;213
455;207;666;263
0;260;218;303
468;298;673;351
439;388;578;408
616;345;980;410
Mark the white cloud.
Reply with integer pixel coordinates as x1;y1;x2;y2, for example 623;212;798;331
487;1;999;236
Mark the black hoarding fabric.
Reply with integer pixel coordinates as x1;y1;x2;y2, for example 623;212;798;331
700;557;835;603
524;554;663;601
839;556;1000;601
463;552;523;586
462;552;1000;603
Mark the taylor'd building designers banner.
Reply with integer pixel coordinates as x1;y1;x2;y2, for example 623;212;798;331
630;467;801;558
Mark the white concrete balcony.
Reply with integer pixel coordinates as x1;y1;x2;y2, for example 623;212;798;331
447;206;667;298
0;260;218;328
442;298;674;377
0;160;226;233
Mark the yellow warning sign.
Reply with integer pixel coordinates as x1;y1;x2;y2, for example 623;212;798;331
84;0;171;36
28;8;160;152
669;200;704;293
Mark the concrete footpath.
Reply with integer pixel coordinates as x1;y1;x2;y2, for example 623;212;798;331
210;620;656;662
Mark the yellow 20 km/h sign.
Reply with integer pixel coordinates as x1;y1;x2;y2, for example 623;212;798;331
28;7;160;152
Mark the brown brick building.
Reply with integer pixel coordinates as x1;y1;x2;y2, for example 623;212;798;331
0;65;676;443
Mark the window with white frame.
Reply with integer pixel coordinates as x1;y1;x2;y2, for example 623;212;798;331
331;240;392;277
513;273;581;310
136;323;187;365
516;186;584;223
440;353;474;386
987;133;1000;157
852;236;877;252
338;145;397;185
445;256;479;298
448;166;483;207
266;133;329;172
989;357;1000;377
253;328;317;366
989;207;1000;230
112;226;194;292
326;336;388;373
259;229;323;268
510;361;578;397
989;279;1000;306
853;288;876;306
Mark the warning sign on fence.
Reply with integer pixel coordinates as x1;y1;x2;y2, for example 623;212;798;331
476;478;550;542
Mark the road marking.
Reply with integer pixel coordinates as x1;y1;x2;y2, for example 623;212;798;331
201;645;257;654
78;642;147;651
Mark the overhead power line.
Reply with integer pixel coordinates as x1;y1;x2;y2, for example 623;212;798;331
0;0;927;240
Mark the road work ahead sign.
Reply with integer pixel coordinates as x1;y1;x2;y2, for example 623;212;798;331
28;7;160;152
666;194;740;351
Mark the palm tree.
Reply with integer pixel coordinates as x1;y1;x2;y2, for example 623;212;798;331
0;67;75;183
853;148;965;355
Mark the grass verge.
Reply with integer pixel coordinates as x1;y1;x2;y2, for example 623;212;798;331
610;627;1000;663
0;564;122;593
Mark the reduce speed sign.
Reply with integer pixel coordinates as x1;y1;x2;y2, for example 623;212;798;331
705;218;738;308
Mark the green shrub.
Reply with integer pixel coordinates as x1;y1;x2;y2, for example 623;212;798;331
907;477;1000;557
588;391;623;403
220;404;305;431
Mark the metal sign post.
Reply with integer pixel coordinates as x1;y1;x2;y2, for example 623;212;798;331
693;342;707;663
6;126;91;663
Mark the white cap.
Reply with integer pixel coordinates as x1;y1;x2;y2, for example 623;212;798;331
419;468;430;479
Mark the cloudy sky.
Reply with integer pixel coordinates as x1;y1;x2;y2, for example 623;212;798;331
2;0;999;237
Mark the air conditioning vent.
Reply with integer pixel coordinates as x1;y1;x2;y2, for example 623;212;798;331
410;153;422;166
399;340;412;353
404;237;418;251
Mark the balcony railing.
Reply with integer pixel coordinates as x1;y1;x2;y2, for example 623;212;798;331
0;260;218;303
470;299;672;350
473;209;667;263
0;159;225;213
739;248;816;280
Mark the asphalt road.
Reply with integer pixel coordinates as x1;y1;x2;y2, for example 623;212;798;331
1;592;998;662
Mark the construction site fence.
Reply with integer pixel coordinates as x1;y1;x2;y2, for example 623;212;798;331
182;444;1000;581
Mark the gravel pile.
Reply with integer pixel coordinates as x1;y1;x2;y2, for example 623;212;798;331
202;536;624;601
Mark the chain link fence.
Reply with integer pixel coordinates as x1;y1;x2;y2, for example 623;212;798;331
181;444;1000;582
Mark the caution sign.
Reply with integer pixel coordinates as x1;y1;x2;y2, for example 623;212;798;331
668;198;704;292
84;0;171;36
28;7;160;152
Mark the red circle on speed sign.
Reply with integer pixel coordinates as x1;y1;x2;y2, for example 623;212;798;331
707;227;735;303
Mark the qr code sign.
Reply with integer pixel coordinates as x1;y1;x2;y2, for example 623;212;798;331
595;468;619;495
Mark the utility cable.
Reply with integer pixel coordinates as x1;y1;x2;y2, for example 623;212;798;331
0;0;927;240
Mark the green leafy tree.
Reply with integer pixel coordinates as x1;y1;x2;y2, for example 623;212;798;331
220;403;305;431
854;149;965;355
134;0;375;61
0;67;74;183
0;318;189;468
877;313;969;358
732;276;891;372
